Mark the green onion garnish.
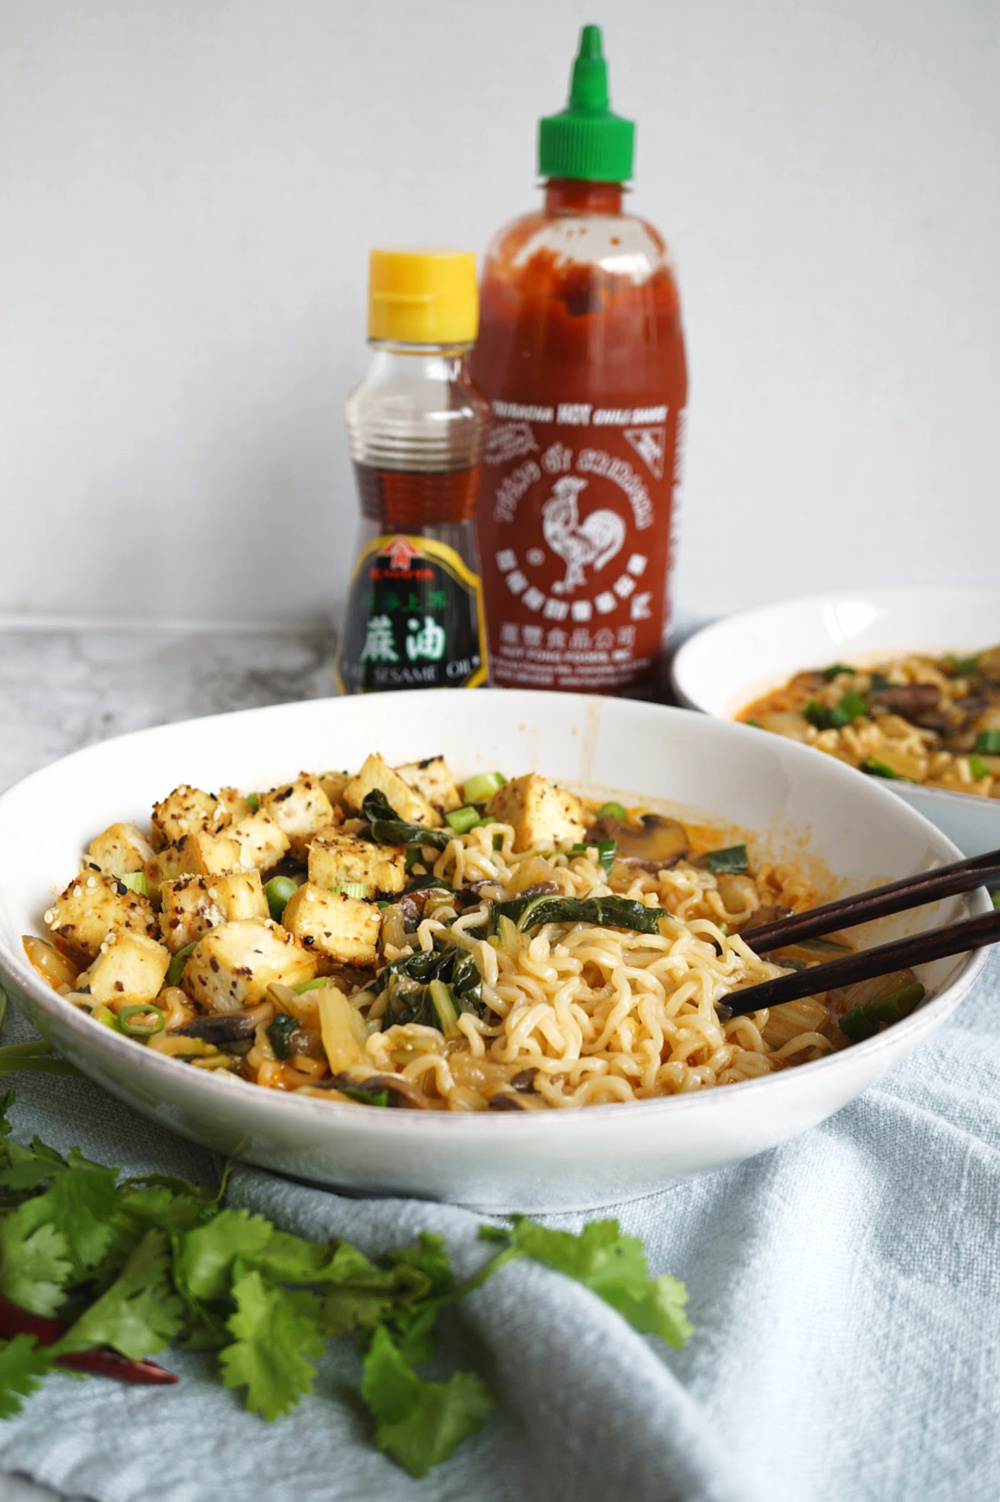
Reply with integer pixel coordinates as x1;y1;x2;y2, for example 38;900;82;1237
743;718;762;729
294;978;329;994
246;792;260;812
331;883;368;900
461;771;506;804
823;663;856;681
117;1004;166;1038
596;801;627;822
492;833;504;850
116;872;149;895
969;754;992;781
265;875;299;920
860;756;913;782
975;731;1000;755
165;940;198;988
838;689;868;721
946;654;980;676
706;844;749;874
446;805;481;835
91;1005;120;1031
840;982;925;1042
337;1084;390;1107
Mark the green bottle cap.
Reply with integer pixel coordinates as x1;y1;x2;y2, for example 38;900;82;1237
538;24;635;183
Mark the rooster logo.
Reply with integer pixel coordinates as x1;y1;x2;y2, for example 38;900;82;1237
542;477;626;594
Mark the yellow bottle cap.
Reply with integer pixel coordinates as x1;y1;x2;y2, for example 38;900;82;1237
367;248;479;345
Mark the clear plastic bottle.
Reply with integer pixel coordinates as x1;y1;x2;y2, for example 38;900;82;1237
470;26;688;698
335;250;491;694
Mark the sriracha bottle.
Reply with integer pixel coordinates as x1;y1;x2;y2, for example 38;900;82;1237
470;25;687;697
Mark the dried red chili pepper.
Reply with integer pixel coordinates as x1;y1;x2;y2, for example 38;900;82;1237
0;1293;177;1385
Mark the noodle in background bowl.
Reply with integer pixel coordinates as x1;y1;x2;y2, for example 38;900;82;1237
671;584;1000;858
0;688;988;1212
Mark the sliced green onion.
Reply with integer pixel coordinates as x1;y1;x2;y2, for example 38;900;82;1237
294;978;331;993
860;756;913;782
840;981;925;1042
446;805;481;835
974;730;1000;755
804;700;847;731
116;872;149;896
265;875;299;920
118;1004;166;1038
992;887;1000;911
461;771;506;804
946;654;980;676
838;689;868;721
969;754;992;781
166;941;198;987
427;979;461;1039
571;839;615;875
823;663;856;681
331;883;368;900
596;801;627;822
492;833;504;850
246;792;260;812
743;718;762;730
266;1013;299;1058
91;1005;120;1030
706;844;749;874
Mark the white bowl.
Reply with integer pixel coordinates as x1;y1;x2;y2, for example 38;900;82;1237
671;585;1000;858
0;688;988;1212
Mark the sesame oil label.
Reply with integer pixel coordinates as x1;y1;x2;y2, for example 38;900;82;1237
335;534;488;694
477;400;685;692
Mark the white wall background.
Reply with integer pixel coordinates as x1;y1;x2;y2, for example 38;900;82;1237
2;0;998;629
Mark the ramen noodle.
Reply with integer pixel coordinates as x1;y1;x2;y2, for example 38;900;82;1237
738;646;1000;798
24;753;875;1112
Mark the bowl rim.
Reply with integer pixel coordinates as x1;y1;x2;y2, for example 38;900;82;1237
0;686;989;1135
670;581;1000;715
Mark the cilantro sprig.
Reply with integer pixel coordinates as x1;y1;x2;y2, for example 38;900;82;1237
0;1090;692;1476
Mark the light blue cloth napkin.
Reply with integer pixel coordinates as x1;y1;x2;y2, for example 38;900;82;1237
0;955;998;1502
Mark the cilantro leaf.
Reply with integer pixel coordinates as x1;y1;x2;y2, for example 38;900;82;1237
218;1268;325;1420
0;1207;73;1315
58;1230;185;1358
361;1326;494;1479
0;1337;56;1419
27;1162;120;1276
174;1208;275;1304
480;1217;693;1348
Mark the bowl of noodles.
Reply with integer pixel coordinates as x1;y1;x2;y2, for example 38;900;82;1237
671;585;1000;858
0;687;988;1211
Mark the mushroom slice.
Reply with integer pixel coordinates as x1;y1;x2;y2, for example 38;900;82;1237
173;1000;274;1044
589;814;689;871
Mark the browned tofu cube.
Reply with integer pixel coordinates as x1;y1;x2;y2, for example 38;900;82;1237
87;823;156;876
151;785;229;848
260;775;336;860
183;919;317;1012
231;809;291;873
45;873;158;963
487;773;586;852
144;830;242;902
158;870;268;953
307;831;406;896
343;754;441;827
394;756;462;814
282;883;381;969
82;931;171;1005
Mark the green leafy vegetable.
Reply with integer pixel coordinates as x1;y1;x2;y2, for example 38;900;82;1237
945;654;980;676
822;663;856;681
705;844;749;875
219;1269;326;1420
377;944;484;1031
362;790;453;850
0;1337;56;1420
494;894;664;936
58;1230;186;1359
265;1013;300;1060
860;756;914;782
839;981;925;1042
969;754;992;781
838;689;868;721
974;730;1000;755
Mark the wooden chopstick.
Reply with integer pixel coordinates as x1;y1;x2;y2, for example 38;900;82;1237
724;906;1000;1019
740;847;1000;953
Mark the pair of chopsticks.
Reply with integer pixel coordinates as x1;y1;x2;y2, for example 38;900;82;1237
722;848;1000;1019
